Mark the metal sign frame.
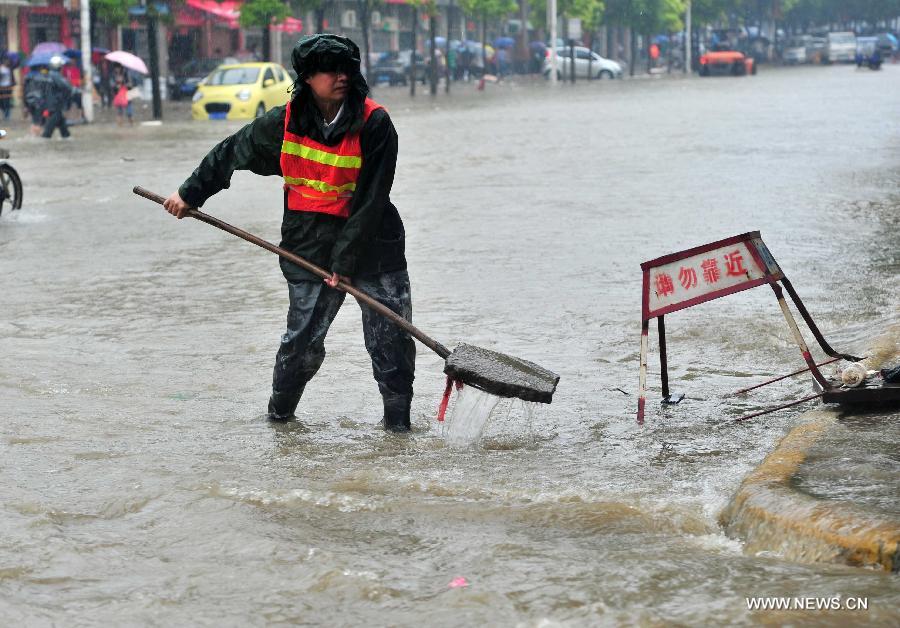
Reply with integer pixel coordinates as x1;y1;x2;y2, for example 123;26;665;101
637;231;857;424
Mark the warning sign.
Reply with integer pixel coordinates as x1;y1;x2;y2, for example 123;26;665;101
641;232;783;320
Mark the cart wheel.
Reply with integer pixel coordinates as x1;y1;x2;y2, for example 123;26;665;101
0;163;22;215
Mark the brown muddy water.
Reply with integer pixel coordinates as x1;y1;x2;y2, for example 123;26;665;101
1;65;898;625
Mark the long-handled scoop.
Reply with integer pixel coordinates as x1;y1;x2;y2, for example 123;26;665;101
134;187;560;403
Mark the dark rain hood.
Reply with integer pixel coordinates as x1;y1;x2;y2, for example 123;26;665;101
288;34;370;137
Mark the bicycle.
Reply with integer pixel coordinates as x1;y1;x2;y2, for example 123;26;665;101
0;129;22;216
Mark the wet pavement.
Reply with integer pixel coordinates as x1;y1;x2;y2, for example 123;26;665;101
1;64;898;624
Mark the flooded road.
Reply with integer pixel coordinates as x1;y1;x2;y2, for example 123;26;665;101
1;64;898;624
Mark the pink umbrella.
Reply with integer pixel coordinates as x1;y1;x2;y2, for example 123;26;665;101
105;50;149;74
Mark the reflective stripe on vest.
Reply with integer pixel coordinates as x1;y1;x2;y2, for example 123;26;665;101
280;97;384;217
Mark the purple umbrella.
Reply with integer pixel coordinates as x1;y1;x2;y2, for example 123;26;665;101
32;42;66;56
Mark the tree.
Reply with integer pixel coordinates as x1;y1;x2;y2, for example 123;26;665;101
354;0;381;90
93;0;133;25
409;0;441;94
603;0;683;74
240;0;290;61
459;0;518;72
604;0;684;33
784;0;900;28
405;0;423;96
290;0;329;33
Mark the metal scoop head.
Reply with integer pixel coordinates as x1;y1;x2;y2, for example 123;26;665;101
443;343;560;404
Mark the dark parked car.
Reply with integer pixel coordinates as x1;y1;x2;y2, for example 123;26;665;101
371;51;428;86
168;57;236;100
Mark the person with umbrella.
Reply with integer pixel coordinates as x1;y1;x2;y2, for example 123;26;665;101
529;41;547;74
111;63;135;126
162;35;417;431
105;51;147;125
40;55;73;139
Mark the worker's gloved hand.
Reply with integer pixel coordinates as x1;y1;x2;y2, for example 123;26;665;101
163;191;191;219
324;272;351;289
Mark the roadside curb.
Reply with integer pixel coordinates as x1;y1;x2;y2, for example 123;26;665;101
719;409;900;572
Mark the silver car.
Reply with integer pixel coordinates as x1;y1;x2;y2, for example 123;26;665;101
543;46;623;79
783;35;810;64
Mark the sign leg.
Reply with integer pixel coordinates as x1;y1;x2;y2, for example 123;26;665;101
638;319;649;425
658;315;669;399
770;282;831;390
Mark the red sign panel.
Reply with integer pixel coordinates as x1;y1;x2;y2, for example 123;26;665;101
641;232;783;320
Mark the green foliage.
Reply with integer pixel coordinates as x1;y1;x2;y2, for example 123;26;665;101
688;0;732;25
527;0;604;30
288;0;327;17
404;0;440;17
785;0;900;25
603;0;684;32
93;0;178;26
239;0;290;28
93;0;134;26
459;0;518;21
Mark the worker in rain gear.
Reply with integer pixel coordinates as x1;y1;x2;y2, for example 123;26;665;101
164;34;415;432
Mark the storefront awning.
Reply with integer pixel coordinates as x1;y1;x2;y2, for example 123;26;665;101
272;17;303;34
185;0;240;28
177;0;302;33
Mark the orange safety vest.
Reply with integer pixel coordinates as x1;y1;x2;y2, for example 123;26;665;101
280;97;384;218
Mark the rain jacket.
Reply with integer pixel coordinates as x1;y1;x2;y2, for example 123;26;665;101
44;71;73;113
24;71;51;112
178;94;406;282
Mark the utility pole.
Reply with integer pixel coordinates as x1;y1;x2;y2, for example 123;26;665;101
429;12;437;95
410;6;417;97
445;0;452;94
548;0;557;84
80;0;93;121
147;10;162;119
684;0;692;74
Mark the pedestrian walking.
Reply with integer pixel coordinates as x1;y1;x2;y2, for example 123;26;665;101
0;57;15;120
24;66;51;136
447;46;457;81
459;45;472;80
112;64;134;126
41;56;72;139
163;34;416;431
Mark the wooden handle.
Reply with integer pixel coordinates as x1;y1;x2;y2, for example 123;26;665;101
133;186;451;359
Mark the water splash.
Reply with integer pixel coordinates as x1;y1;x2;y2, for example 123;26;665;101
443;386;501;448
479;397;539;449
0;209;47;223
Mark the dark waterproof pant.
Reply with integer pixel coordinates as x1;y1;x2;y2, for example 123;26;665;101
268;269;416;430
42;111;70;138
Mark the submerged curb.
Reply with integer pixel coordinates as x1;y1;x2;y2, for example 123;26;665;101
719;409;900;572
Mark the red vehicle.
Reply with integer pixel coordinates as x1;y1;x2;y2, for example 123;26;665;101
698;48;756;76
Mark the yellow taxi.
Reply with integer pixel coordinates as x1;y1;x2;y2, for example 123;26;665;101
191;62;293;120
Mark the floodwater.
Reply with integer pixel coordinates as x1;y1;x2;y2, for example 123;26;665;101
2;64;899;625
